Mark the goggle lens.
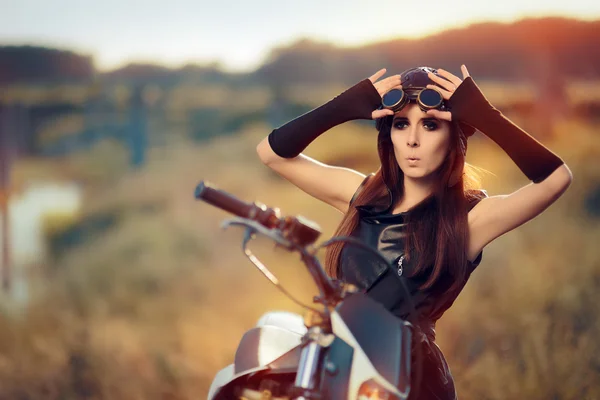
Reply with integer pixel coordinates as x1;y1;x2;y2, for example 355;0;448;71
381;89;404;108
418;88;443;109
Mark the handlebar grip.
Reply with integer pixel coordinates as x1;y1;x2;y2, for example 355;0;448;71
195;181;254;218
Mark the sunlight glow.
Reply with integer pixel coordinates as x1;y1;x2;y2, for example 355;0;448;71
0;0;598;72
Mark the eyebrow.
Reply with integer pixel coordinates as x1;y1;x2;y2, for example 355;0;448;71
392;116;441;123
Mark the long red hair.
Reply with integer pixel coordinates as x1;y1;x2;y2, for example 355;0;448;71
324;114;487;296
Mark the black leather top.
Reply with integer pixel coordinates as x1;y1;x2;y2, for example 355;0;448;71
339;183;486;339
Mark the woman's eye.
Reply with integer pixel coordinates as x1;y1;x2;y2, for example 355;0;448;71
423;121;439;131
393;121;408;129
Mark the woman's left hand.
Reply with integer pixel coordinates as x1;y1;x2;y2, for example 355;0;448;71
425;64;470;121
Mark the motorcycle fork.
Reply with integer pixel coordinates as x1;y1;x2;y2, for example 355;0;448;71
293;325;325;400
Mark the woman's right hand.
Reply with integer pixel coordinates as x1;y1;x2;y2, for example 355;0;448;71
368;68;402;119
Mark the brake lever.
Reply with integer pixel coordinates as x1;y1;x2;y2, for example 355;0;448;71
233;220;324;315
221;217;293;250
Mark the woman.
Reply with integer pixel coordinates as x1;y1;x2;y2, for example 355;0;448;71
256;65;572;399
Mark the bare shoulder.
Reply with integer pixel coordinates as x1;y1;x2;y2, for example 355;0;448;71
467;164;573;261
339;171;374;214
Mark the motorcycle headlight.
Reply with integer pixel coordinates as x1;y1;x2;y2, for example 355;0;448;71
357;379;402;400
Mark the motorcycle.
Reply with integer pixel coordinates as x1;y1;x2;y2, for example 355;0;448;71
196;181;423;400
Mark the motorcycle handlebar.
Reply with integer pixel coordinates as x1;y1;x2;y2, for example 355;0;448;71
195;181;274;223
195;181;321;247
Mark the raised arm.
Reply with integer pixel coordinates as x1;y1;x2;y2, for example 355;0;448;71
257;139;367;213
427;65;572;259
257;69;400;213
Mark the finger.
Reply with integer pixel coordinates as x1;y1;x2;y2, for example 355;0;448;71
369;68;387;83
426;84;453;100
426;109;452;121
427;72;457;93
461;64;470;79
376;74;402;93
382;74;402;86
435;68;463;88
372;109;394;119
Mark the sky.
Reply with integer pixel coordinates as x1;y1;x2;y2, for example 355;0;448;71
1;0;599;72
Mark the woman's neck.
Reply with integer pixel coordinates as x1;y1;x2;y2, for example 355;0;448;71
393;176;436;213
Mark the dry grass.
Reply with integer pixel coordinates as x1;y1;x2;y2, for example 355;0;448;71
1;96;599;399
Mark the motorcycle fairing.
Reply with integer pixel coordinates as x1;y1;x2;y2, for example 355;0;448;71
332;293;412;398
234;324;305;374
318;336;354;400
208;312;307;399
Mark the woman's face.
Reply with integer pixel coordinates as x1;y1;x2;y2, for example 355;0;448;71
390;103;452;181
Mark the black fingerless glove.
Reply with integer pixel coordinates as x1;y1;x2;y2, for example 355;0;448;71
267;79;382;158
448;77;564;183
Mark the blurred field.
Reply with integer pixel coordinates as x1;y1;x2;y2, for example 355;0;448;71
0;78;599;400
4;79;600;109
